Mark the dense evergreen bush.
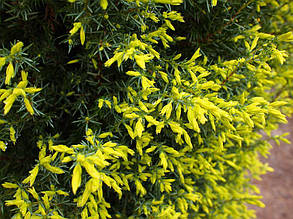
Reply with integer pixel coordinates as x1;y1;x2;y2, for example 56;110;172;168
0;0;292;218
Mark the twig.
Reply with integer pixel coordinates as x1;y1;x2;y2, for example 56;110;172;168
202;0;254;43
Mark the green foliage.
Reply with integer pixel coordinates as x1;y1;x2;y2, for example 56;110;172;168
0;0;293;218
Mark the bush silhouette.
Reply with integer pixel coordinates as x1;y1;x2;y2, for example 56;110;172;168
0;0;292;218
